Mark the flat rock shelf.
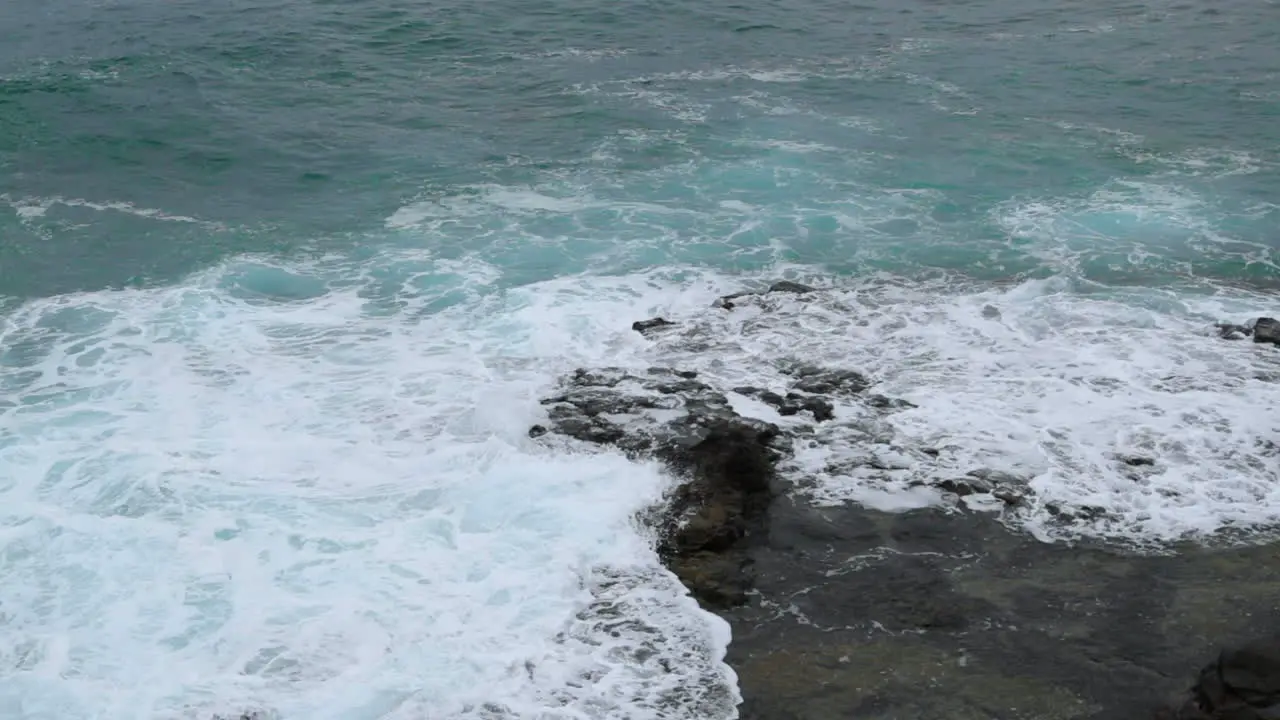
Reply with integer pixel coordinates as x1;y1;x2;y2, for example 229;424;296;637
530;280;1280;720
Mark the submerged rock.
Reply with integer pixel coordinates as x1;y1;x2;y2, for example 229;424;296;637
784;364;869;396
714;279;818;309
739;386;836;422
1119;454;1157;467
1218;322;1254;340
632;317;677;336
767;280;817;294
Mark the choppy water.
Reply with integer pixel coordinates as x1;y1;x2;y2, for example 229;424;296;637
1;0;1278;717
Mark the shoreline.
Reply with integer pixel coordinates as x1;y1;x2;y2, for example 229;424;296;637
531;280;1280;719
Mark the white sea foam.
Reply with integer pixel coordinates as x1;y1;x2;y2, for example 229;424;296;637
0;260;739;720
2;194;221;228
622;270;1280;545
4;235;1279;719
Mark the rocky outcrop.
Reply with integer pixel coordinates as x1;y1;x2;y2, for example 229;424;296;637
714;280;818;310
632;317;677;336
1217;317;1280;345
1254;318;1280;346
1157;637;1280;720
529;280;1280;720
531;366;786;607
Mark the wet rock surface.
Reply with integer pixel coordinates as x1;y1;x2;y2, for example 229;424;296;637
534;365;786;608
715;280;818;310
633;316;678;336
530;282;1280;720
727;504;1280;720
1254;317;1280;346
532;361;1280;718
1219;317;1280;345
1157;636;1280;720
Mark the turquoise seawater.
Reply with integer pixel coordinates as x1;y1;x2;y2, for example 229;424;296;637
1;1;1279;718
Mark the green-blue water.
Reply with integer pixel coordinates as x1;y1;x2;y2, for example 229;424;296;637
2;0;1277;297
1;1;1279;718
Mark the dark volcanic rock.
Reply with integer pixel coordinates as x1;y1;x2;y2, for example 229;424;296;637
741;387;836;422
632;317;677;336
865;393;918;410
726;503;1280;720
1253;318;1280;346
937;476;993;497
1120;454;1157;467
530;299;1280;720
1158;636;1280;719
1218;323;1254;340
768;280;817;294
533;365;785;608
785;364;869;395
714;279;818;309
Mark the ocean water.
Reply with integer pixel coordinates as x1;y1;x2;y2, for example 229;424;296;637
1;0;1278;717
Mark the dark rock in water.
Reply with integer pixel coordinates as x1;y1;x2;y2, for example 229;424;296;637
530;308;1280;720
938;476;993;497
1120;454;1157;467
788;393;835;422
865;394;917;410
1157;636;1280;719
768;280;817;294
528;424;548;438
1218;322;1254;340
714;279;818;309
531;364;785;608
964;468;1030;506
713;290;753;310
1044;501;1109;522
785;364;869;396
1253;317;1280;346
982;304;1002;320
746;387;836;422
632;317;677;336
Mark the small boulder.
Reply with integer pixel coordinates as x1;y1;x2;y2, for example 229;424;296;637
964;469;1030;506
785;365;869;396
865;394;918;411
1253;317;1280;346
1218;323;1254;340
714;280;817;309
937;477;993;497
713;291;754;310
1119;454;1156;467
1160;635;1280;719
632;317;677;336
753;389;835;422
768;280;817;294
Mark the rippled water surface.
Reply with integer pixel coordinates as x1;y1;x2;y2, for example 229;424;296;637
1;0;1278;717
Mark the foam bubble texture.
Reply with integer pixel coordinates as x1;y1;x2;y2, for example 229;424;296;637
628;271;1280;544
0;260;737;720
